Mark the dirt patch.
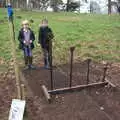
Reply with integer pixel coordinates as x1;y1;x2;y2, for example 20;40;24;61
0;62;16;119
88;87;120;120
23;60;120;120
0;58;120;120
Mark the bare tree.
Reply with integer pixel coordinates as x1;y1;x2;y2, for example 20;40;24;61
0;0;6;7
40;0;50;11
117;0;120;14
27;0;50;11
108;0;111;15
90;1;101;13
66;0;71;11
50;0;63;12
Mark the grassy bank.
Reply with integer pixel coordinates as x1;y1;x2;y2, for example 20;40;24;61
0;8;120;64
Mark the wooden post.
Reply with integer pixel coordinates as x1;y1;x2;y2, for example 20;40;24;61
42;85;51;103
102;64;108;82
19;71;26;100
21;84;25;100
9;14;21;99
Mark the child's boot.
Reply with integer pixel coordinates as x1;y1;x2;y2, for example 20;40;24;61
44;57;47;68
29;56;35;69
24;56;29;70
44;57;50;69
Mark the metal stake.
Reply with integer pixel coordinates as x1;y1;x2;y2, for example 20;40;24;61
87;59;91;84
69;46;75;87
49;40;53;90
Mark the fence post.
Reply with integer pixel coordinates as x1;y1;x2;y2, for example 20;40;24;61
9;17;21;99
102;63;108;82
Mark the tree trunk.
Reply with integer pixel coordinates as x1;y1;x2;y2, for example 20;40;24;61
79;0;80;13
16;0;19;8
66;0;70;11
108;0;111;15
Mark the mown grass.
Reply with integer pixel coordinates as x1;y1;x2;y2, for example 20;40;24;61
0;8;120;64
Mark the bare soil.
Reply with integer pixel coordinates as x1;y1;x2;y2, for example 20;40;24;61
0;59;120;120
0;61;16;120
22;60;120;120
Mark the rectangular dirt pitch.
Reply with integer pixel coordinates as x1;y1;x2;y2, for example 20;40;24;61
23;62;120;120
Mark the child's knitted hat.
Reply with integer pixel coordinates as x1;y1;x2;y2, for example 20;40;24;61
8;3;12;7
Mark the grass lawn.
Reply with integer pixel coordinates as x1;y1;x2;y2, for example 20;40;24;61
0;8;120;65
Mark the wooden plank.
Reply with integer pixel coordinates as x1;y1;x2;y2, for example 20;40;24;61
9;21;21;99
19;72;26;100
48;82;108;95
42;85;51;103
105;79;116;88
21;84;25;100
8;99;26;120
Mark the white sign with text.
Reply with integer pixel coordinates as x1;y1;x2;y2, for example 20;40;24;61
8;99;26;120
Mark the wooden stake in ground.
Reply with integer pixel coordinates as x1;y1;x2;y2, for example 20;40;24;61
9;20;21;99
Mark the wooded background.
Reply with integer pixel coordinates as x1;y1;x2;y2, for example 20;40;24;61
0;0;120;14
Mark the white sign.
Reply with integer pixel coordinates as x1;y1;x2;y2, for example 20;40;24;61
8;99;26;120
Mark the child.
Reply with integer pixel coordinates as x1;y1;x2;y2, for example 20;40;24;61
7;3;13;22
38;19;54;69
18;20;35;69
